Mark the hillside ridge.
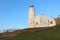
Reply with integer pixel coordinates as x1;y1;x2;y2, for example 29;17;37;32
0;25;60;40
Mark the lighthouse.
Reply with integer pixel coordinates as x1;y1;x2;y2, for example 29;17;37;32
28;5;56;28
28;5;35;28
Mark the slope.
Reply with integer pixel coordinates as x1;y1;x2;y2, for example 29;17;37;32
5;25;60;40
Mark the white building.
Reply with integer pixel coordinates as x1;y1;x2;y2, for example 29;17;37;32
28;5;56;28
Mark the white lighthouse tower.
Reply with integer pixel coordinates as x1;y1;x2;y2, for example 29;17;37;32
28;5;35;28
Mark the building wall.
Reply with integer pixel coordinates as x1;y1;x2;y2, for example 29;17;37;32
28;15;56;28
34;15;49;27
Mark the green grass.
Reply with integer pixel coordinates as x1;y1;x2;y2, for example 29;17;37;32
1;25;60;40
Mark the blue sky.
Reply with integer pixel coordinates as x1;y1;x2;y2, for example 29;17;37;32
0;0;60;31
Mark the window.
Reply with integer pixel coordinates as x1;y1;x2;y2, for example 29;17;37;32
36;22;38;25
50;21;53;24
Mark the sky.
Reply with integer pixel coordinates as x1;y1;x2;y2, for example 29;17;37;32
0;0;60;31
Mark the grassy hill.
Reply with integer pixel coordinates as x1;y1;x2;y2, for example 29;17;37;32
0;25;60;40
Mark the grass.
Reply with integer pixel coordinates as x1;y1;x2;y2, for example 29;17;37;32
1;25;60;40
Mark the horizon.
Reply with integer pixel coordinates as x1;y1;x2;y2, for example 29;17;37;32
0;0;60;32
